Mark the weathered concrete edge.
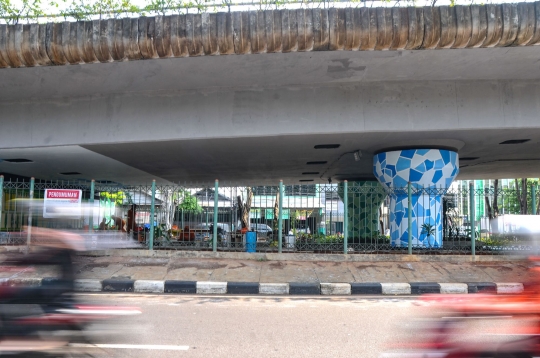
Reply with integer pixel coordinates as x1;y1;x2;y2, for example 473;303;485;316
439;282;469;294
1;2;539;69
18;279;524;295
381;282;412;295
77;248;527;263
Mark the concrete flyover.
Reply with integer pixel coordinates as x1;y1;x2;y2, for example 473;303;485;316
1;2;540;68
1;2;540;185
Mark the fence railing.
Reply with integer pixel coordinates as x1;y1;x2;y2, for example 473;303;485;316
1;176;539;255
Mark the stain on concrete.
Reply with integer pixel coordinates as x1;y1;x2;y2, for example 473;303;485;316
398;263;415;271
430;263;452;275
124;260;168;267
77;263;110;273
356;264;391;271
474;264;514;272
269;262;285;270
227;263;250;270
168;262;227;271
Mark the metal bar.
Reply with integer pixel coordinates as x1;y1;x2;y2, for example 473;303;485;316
343;180;348;254
278;180;283;253
531;185;537;215
213;179;219;252
89;179;95;232
408;181;412;255
26;177;35;253
469;182;475;257
149;180;156;250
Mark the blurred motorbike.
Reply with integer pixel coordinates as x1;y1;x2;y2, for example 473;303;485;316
0;225;141;357
0;266;141;357
380;257;540;358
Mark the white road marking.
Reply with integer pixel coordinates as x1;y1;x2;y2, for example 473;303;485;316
70;344;189;350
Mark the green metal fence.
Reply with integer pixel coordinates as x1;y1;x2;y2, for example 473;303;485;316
1;176;539;255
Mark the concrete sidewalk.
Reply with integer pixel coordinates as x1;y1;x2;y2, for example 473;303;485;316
0;251;534;285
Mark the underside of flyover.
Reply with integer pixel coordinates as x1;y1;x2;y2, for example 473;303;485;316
2;30;540;184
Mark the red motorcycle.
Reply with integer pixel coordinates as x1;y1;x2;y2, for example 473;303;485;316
0;267;141;357
381;258;540;358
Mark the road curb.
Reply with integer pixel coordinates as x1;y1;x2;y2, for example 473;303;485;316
381;283;411;295
8;277;42;286
289;283;320;295
74;279;102;292
12;279;529;295
102;279;134;292
259;283;289;295
351;283;382;295
196;281;227;294
164;280;196;294
321;283;351;295
466;282;497;294
439;283;468;294
227;282;259;295
134;280;165;293
410;282;440;295
495;282;524;294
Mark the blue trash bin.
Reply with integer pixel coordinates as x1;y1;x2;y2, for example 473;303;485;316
246;231;257;253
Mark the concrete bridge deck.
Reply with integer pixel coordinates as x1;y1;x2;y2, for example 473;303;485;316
1;2;540;68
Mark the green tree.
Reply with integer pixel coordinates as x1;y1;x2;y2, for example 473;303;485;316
499;179;539;215
100;191;125;205
1;0;43;24
56;0;93;20
485;179;500;220
55;0;139;21
0;0;10;19
176;190;202;213
144;0;178;16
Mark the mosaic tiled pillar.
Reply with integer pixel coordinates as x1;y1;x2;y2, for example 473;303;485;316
338;181;386;239
373;149;459;248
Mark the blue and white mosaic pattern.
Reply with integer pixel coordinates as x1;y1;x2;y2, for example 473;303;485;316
373;149;459;248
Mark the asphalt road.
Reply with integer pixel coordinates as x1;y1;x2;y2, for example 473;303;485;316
72;294;522;358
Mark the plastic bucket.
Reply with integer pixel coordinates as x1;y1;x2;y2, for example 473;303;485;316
246;232;257;253
285;235;296;249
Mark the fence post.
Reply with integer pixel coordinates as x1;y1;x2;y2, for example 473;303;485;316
343;180;348;254
213;179;219;252
469;182;475;257
149;180;156;251
88;179;95;233
408;182;412;255
26;177;35;253
278;180;283;254
0;176;3;230
531;185;537;215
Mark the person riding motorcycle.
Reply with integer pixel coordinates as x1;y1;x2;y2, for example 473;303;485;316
1;226;85;309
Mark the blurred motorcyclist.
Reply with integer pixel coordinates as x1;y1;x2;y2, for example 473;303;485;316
1;226;85;309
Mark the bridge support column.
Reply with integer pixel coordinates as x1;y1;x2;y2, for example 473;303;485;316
373;149;459;248
338;181;386;240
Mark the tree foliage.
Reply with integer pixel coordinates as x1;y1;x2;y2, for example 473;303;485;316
1;0;429;23
99;191;125;205
1;0;44;24
176;189;202;213
499;179;539;215
55;0;140;20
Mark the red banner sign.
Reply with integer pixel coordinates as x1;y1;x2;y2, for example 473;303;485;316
46;190;81;200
